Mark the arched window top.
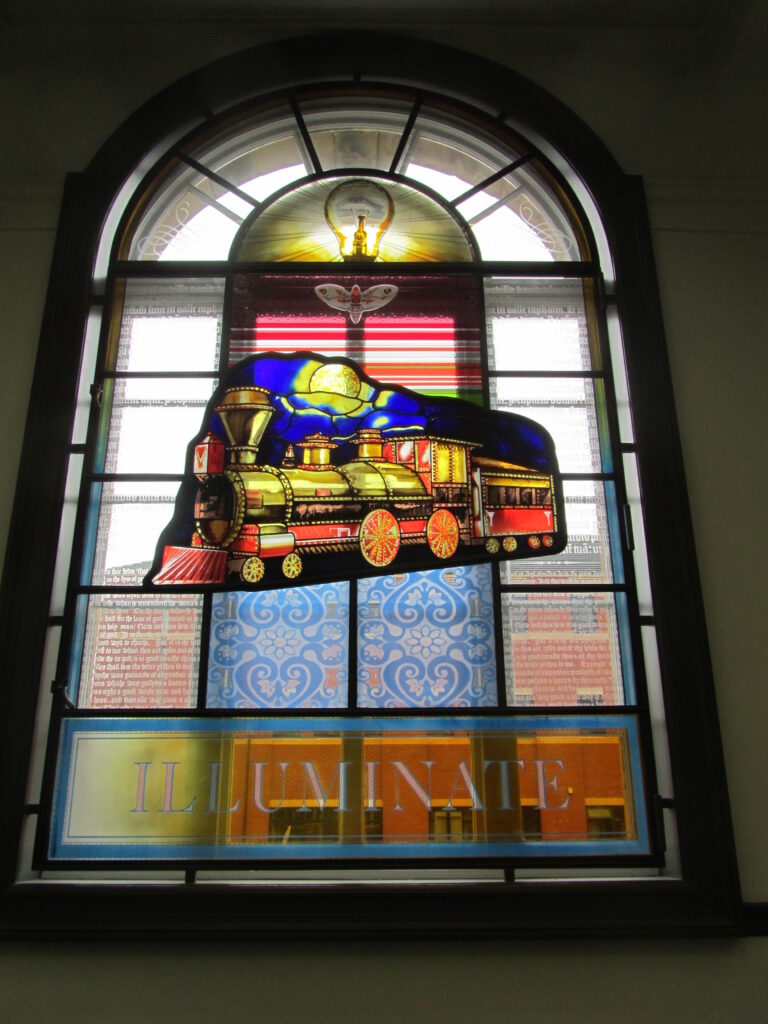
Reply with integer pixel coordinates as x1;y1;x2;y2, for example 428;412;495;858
119;87;587;264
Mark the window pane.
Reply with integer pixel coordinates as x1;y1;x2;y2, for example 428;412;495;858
25;626;60;806
502;592;627;706
129;169;246;260
362;313;480;401
186;110;305;197
623;453;654;615
478;186;579;262
72;308;102;443
32;89;668;880
126;115;305;261
49;454;84;615
404;114;519;195
485;278;595;371
90;482;178;586
489;376;603;474
228;274;482;401
103;378;216;475
103;395;214;475
303;105;410;171
234;176;473;263
471;204;555;262
357;564;498;708
115;279;224;371
75;594;202;709
207;584;349;709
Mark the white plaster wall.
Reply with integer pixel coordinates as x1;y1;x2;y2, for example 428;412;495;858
1;2;766;1018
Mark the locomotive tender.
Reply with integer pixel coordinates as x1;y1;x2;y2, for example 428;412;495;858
149;353;566;585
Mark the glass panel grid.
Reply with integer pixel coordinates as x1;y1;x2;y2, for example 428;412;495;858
37;95;663;874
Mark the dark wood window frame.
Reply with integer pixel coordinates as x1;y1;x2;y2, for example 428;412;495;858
0;33;744;937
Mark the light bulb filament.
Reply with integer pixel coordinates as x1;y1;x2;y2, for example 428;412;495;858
352;216;369;257
324;179;395;263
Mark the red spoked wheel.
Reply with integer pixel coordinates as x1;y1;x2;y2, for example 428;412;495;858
359;509;401;567
426;509;460;560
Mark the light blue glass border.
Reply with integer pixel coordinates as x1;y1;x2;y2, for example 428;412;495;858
65;594;89;705
615;591;636;704
78;483;102;586
50;714;650;861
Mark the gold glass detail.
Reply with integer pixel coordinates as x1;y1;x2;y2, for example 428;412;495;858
324;179;395;262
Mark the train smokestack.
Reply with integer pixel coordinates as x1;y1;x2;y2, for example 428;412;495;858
356;428;384;461
215;387;273;465
297;433;337;467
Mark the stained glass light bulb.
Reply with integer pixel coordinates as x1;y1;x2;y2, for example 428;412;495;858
324;179;395;262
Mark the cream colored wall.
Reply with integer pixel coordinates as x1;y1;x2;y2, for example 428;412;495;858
1;3;767;1019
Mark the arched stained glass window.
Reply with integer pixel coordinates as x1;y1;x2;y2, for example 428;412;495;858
3;37;739;933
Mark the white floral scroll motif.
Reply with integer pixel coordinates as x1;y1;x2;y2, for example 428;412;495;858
207;583;349;708
357;564;498;708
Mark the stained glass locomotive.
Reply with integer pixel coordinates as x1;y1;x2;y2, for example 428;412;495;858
148;353;566;585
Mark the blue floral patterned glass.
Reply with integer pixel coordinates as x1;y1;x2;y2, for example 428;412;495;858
207;583;349;708
357;564;498;708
